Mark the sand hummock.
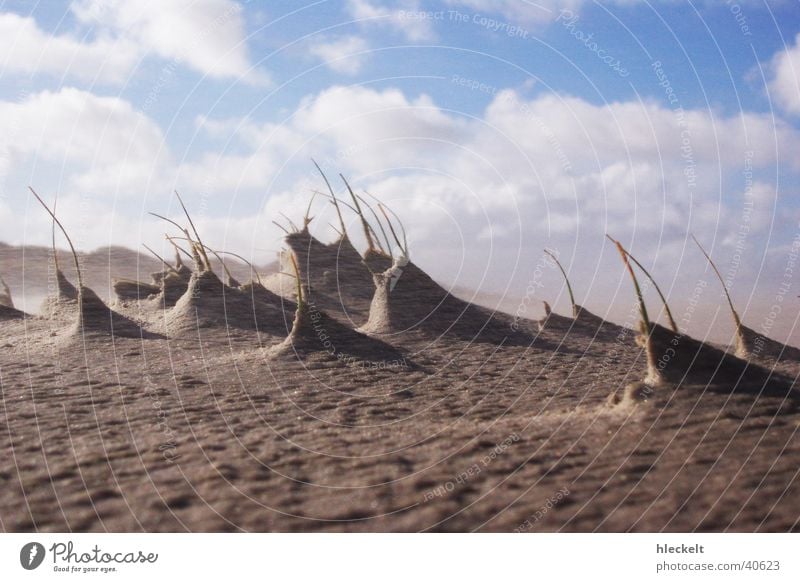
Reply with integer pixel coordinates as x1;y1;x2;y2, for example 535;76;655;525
113;278;161;302
63;286;155;339
0;278;26;320
156;264;192;308
0;304;27;321
4;240;800;534
281;230;376;318
0;276;14;309
738;323;800;364
164;269;291;336
640;322;792;393
360;257;531;345
268;295;408;365
39;269;80;319
537;301;624;345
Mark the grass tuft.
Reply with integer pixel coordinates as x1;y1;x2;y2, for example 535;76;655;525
174;191;211;271
29;187;83;290
312;159;347;239
543;249;577;318
606;235;677;332
613;240;651;332
691;234;747;356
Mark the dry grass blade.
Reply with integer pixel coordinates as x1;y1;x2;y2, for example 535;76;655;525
166;236;193;262
543;249;576;317
328;223;343;238
29;187;83;289
51;192;59;272
170;236;238;285
303;191;317;230
316;190;384;253
691;234;743;329
279;212;300;233
606;235;677;332
377;202;408;257
340;174;376;252
149;211;187;235
142;243;179;275
151;212;205;270
217;250;262;286
165;233;204;271
614;240;651;332
174;191;211;271
356;193;391;257
272;220;291;235
373;197;408;256
312;159;347;238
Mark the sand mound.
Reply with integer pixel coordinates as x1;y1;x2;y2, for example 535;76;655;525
283;230;376;315
268;298;408;365
164;270;291;336
65;286;155;339
113;278;161;302
238;280;295;334
0;304;27;321
739;324;800;363
360;258;530;345
641;322;792;395
0;276;13;309
538;302;625;342
156;265;192;308
574;304;608;329
0;277;27;320
40;269;80;318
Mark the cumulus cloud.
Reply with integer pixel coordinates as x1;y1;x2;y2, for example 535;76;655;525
769;32;800;116
307;35;370;75
71;0;266;84
347;0;436;41
0;87;170;195
0;1;265;85
0;12;139;83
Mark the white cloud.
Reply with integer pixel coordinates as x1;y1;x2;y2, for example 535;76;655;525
347;0;436;41
308;35;370;75
0;1;265;85
769;32;800;116
0;12;140;83
71;0;266;84
0;87;170;196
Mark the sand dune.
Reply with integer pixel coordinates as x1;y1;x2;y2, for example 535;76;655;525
1;229;799;532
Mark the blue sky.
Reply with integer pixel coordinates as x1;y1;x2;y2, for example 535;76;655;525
2;0;800;342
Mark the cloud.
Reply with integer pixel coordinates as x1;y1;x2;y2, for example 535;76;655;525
307;35;370;75
769;32;800;116
346;0;436;41
0;87;170;195
0;1;266;85
0;12;140;83
71;0;267;84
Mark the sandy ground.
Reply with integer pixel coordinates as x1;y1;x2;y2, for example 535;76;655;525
1;241;799;532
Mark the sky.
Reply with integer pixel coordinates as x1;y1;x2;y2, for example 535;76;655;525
2;0;800;343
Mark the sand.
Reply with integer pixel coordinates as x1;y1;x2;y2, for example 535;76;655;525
1;244;799;532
